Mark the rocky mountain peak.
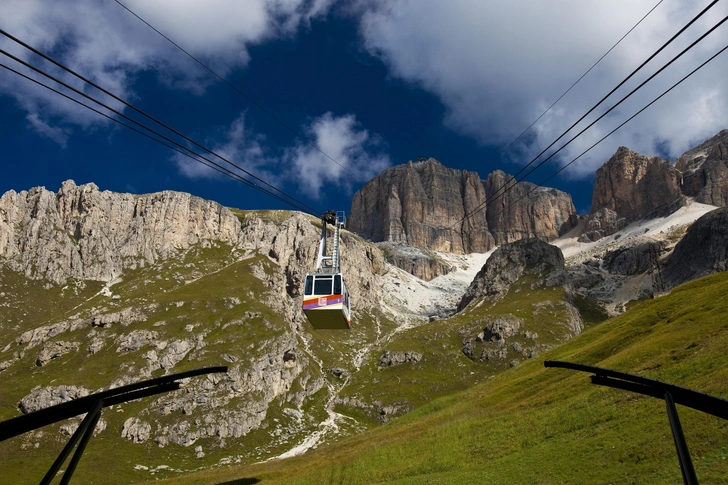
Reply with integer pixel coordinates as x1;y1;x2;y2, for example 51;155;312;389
348;159;577;256
0;181;242;284
675;129;728;172
348;158;492;254
591;147;683;219
675;130;728;207
581;146;684;242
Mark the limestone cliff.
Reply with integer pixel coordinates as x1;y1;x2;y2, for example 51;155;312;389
581;147;684;242
580;130;728;243
348;158;492;254
0;180;241;284
348;159;578;255
676;130;728;207
484;170;578;245
591;147;683;220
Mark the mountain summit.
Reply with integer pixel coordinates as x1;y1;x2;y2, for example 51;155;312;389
348;158;578;253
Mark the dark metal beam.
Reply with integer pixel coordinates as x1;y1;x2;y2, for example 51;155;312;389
39;399;103;485
545;360;728;420
58;404;102;485
0;366;227;442
544;360;728;485
666;392;699;485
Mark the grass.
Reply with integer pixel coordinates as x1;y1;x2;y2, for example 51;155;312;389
154;270;728;485
336;270;584;423
0;241;340;484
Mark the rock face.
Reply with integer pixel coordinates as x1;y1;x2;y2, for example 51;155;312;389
581;130;728;243
584;147;684;241
484;170;578;245
377;243;452;281
676;130;728;207
349;159;492;253
378;350;423;367
663;207;728;288
457;238;567;311
348;159;577;255
0;180;241;284
602;243;653;276
19;385;90;414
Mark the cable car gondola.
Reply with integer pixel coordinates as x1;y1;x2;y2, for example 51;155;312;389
302;210;351;329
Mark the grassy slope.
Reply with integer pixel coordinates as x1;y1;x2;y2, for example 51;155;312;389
0;245;339;484
160;270;728;485
338;270;604;423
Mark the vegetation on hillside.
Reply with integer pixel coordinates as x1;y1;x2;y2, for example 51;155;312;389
160;271;728;485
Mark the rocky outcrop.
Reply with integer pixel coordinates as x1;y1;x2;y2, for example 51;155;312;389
457;238;567;311
378;350;423;367
584;147;684;241
378;243;452;281
19;385;90;413
349;159;577;255
36;341;80;366
676;130;728;207
484;170;578;245
663;207;728;288
122;417;152;443
348;158;492;253
602;243;655;276
0;180;242;284
578;208;627;243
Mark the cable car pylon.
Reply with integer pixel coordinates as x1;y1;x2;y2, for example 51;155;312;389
302;210;351;329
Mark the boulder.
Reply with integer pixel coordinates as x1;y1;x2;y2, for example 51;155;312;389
458;238;567;311
36;341;80;366
378;350;423;367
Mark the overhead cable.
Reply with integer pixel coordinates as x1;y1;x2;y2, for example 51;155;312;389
112;0;364;182
471;0;720;221
0;28;320;215
454;1;724;228
508;42;728;211
0;30;322;216
502;0;666;154
0;51;320;216
0;62;310;211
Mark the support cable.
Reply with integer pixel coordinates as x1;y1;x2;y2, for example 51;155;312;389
0;28;322;214
0;62;311;212
454;5;726;228
112;0;363;181
506;43;728;210
502;0;666;154
0;47;321;216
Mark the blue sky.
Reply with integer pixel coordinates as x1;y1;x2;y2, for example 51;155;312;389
1;0;727;217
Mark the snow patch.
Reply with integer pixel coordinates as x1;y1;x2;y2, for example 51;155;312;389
554;201;718;260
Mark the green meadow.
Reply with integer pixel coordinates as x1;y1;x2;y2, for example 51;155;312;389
158;270;728;485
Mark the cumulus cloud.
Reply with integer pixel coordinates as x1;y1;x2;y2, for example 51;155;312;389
286;112;391;199
357;0;728;179
172;113;278;184
0;0;333;142
175;111;390;199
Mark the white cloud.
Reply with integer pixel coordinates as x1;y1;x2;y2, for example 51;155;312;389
174;111;390;199
0;0;333;142
286;112;391;199
357;0;728;179
173;112;278;183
